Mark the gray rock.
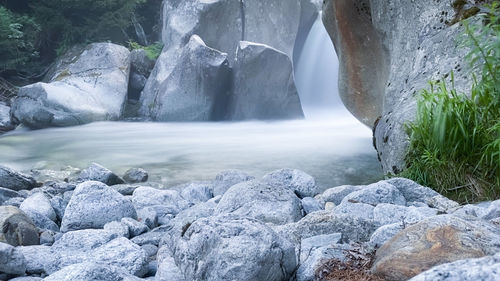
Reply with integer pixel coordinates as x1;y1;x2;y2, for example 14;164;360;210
132;186;189;217
103;221;130;238
0;187;20;205
49;196;66;222
341;181;406;206
2;197;24;207
43;262;143;281
20;192;56;222
76;163;124;185
173;214;296;281
17;245;53;274
408;253;500;281
212;169;254;196
296;243;352;281
0;166;37;191
215;180;302;225
121;217;149;237
425;195;460;213
140;35;231;121
61;181;137;232
178;181;213;205
299;233;342;264
131;226;170;247
227;41;304;120
262;168;318;198
373;204;438;226
0;242;26;275
316;185;364;206
10;277;43;281
22;209;59;232
369;223;404;249
91;237;148;276
0;103;14;131
130;49;155;78
0;206;39;246
333;202;374;221
385;178;440;203
39;230;56;246
136;207;157;230
141;244;158;259
111;184;141;196
156;246;185;281
11;43;130;129
301;197;322;214
123;168;148;183
481;200;500;220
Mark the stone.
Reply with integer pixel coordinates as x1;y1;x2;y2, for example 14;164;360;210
0;206;39;246
2;197;24;207
368;223;404;249
132;186;190;217
43;262;143;281
385;178;440;203
178;181;213;205
90;237;148;276
0;242;26;275
408;253;500;281
156;247;185;281
373;204;438;226
39;230;56;246
17;245;53;274
121;217;149;237
372;215;500;281
341;181;406;206
22;209;59;232
141;244;158;259
111;184;141;196
130;49;155;78
212;169;254;196
139;35;231;121
262;168;318;198
316;185;364;206
104;221;130;238
227;41;304;120
11;43;130;129
76;163;124;185
299;233;342;264
9;277;42;281
324;202;335;211
123;168;148;183
0;103;14;132
131;226;170;247
296;243;353;281
0;166;37;191
333;202;374;221
301;197;322;215
20;192;57;222
172;215;296;281
0;187;20;205
136;207;157;230
61;181;137;232
49;196;66;222
481;200;500;220
215;180;302;225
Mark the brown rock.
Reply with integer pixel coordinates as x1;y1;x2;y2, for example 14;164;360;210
372;215;500;281
0;206;39;246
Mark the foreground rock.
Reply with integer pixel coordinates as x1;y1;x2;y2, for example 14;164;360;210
11;43;130;129
372;215;500;281
0;166;37;191
43;263;143;281
139;35;231;121
76;163;124;185
172;215;296;281
0;103;14;132
61;181;137;232
0;242;26;275
0;206;39;246
263;168;319;198
227;41;304;120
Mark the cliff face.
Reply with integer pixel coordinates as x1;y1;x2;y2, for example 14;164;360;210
323;0;480;174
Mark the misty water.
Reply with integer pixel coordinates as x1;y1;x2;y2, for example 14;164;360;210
0;15;382;191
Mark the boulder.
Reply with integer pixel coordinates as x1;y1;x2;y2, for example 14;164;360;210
369;223;404;249
333;202;374;221
212;169;254;196
121;217;149;237
385;178;440;203
156;247;185;281
316;185;364;206
132;186;189;218
172;215;296;281
178;181;214;205
0;242;26;275
262;168;319;198
76;163;124;185
136;207;157;230
20;192;57;222
408;253;500;281
0;206;39;246
104;221;130;239
112;184;141;196
372;215;500;281
43;262;143;281
341;181;406;206
0;166;37;191
0;187;20;205
139;35;230;121
296;243;353;281
0;103;14;132
215;180;302;225
123;168;148;183
372;204;438;226
90;237;148;276
21;209;59;232
301;197;322;215
130;49;155;78
227;41;304;120
61;181;137;232
11;43;130;129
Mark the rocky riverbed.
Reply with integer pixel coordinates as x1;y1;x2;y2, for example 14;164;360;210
0;163;498;281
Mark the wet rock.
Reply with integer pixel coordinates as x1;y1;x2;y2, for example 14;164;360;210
11;43;130;129
227;41;304;120
123;168;148;183
301;197;322;215
341;181;406;206
0;166;37;191
172;214;296;281
76;163;124;186
0;206;39;246
121;217;149;237
20;192;56;222
212;169;254;196
215;180;302;225
372;215;500;281
61;181;137;232
0;242;26;275
43;262;143;281
0;187;20;205
262;168;318;198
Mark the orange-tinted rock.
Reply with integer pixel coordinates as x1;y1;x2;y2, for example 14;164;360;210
372;215;500;281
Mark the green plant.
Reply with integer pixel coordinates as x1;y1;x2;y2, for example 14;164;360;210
128;40;163;60
401;3;500;203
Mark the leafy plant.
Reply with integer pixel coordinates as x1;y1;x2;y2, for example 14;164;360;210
401;3;500;203
128;40;163;60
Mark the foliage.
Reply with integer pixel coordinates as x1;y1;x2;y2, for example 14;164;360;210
401;3;500;203
0;6;39;71
128;40;163;60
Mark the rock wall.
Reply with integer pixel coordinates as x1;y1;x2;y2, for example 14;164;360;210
323;0;482;173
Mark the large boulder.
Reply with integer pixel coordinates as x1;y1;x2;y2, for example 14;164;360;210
11;43;130;129
262;168;319;198
139;35;231;121
215;180;303;225
212;169;254;196
372;215;500;281
227;41;304;120
0;166;37;191
132;186;189;219
0;242;27;275
0;206;39;246
172;215;296;281
61;181;137;232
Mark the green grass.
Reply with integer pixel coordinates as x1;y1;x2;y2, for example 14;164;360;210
400;3;500;203
128;41;163;60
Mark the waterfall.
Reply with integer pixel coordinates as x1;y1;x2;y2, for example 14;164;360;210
294;13;347;119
